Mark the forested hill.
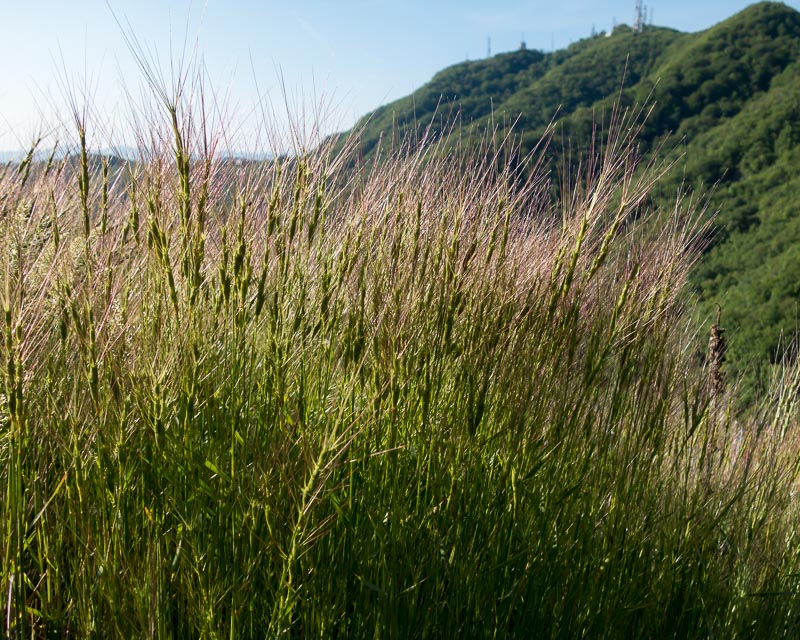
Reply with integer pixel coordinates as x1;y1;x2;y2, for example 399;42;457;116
350;23;682;159
342;1;800;397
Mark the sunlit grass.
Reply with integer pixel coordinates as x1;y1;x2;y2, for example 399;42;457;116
1;61;800;638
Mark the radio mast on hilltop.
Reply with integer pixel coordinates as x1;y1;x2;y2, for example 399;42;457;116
634;0;645;33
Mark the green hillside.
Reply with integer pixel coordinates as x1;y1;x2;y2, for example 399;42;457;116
344;1;800;396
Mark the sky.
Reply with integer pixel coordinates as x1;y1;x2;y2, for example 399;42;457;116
1;0;798;153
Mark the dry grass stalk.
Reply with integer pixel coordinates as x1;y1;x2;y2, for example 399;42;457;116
708;304;727;398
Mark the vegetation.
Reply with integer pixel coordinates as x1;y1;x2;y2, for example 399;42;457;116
346;1;800;395
1;36;800;635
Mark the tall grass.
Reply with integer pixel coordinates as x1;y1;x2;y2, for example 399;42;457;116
1;71;800;638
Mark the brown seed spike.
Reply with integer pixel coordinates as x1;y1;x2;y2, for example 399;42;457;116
708;305;727;398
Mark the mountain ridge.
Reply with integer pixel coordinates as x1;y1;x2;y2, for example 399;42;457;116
341;1;800;396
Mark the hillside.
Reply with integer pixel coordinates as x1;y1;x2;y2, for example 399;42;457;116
343;1;800;396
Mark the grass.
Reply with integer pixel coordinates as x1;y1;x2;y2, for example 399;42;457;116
2;67;800;638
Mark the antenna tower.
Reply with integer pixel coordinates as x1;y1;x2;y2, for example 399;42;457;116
634;0;645;33
487;36;491;58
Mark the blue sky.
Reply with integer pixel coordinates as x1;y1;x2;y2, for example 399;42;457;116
1;1;797;152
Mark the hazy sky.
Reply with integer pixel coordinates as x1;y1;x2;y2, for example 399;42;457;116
1;1;797;152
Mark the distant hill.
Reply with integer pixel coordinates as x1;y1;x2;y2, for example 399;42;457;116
341;1;800;398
